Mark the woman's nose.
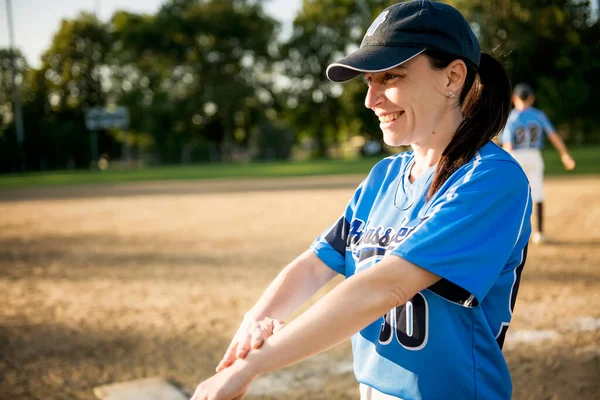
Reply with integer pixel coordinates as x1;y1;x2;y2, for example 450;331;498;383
364;85;383;110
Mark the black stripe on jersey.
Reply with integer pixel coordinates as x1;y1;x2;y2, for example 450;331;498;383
496;245;528;349
357;247;387;263
428;279;479;308
325;216;350;258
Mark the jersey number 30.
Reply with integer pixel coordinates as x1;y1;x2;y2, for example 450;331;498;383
378;292;428;350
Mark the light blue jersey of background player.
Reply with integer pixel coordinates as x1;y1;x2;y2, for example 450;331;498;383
311;142;531;399
501;107;556;150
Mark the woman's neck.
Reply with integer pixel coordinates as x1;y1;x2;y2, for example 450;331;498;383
409;109;463;182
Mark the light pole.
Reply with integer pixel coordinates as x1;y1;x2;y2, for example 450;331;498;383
5;0;25;171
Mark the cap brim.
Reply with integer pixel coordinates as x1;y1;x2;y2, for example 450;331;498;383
326;46;427;83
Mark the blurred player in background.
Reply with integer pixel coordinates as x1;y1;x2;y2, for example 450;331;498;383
191;1;531;399
501;83;576;244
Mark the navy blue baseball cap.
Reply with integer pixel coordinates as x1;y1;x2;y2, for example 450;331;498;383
326;0;481;82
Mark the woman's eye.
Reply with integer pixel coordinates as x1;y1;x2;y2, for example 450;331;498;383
384;74;399;82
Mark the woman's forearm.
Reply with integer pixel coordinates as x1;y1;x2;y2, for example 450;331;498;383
245;250;338;322
241;255;439;377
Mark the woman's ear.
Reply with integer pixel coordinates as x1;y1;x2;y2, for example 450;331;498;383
445;59;467;95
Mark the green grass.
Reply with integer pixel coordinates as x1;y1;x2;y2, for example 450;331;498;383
541;145;599;176
1;145;597;189
0;157;382;189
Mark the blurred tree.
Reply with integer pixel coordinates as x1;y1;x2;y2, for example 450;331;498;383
6;13;118;171
448;0;600;143
109;0;281;163
279;0;392;158
2;0;598;174
40;13;109;111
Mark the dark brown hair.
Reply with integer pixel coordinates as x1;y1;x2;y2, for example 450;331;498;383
423;49;512;198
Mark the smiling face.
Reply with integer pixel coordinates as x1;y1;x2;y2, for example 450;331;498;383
364;54;459;147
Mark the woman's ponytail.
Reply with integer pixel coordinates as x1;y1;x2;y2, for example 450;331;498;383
425;51;512;198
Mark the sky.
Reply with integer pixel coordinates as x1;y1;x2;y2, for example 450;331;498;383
0;0;302;67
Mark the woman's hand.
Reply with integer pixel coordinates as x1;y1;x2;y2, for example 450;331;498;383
216;316;285;372
191;360;256;400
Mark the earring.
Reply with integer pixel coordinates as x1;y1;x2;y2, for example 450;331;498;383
448;91;456;98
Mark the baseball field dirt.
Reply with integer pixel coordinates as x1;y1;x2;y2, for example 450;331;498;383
1;175;598;399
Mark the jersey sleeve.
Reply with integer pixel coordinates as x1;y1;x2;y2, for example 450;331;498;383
310;180;365;276
391;160;531;303
540;111;556;136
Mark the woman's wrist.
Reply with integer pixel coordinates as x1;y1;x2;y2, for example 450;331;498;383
231;354;263;380
244;306;278;323
243;311;263;324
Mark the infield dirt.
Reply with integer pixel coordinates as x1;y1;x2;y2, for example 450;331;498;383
1;175;598;400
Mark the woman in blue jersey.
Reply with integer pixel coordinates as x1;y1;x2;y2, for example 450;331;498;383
501;83;575;244
191;1;531;399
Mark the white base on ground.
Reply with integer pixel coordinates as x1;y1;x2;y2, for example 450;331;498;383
93;377;187;400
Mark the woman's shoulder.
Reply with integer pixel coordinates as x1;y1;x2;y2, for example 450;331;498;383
477;141;514;159
460;142;528;180
436;143;529;199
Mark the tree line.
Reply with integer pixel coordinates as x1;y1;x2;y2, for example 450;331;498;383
0;0;598;172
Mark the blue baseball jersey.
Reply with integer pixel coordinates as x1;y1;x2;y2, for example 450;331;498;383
501;107;556;150
311;142;531;399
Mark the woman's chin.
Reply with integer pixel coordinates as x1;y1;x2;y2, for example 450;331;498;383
382;132;409;148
